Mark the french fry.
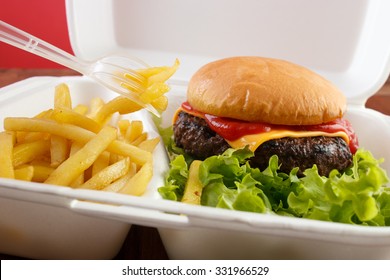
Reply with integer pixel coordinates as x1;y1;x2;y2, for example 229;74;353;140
123;59;178;111
31;164;54;182
131;133;147;146
93;96;142;124
125;120;143;143
4;118;94;143
54;83;72;109
0;131;15;179
15;109;53;143
103;173;131;193
136;58;179;85
92;151;110;175
4;117;151;165
151;95;168;111
103;162;137;193
109;152;122;165
73;104;89;115
117;119;131;138
16;132;50;144
86;97;105;118
134;67;162;78
50;135;69;167
12;139;50;168
44;126;117;186
14;165;34;181
78;157;130;190
139;82;169;103
118;160;153;196
108;140;151;165
34;109;54;119
69;142;84;187
181;160;203;205
51;107;102;133
137;137;160;153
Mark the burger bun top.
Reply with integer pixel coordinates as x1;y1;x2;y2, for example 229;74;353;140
187;56;346;125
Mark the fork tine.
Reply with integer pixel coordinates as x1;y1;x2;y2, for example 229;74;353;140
92;71;145;93
120;80;144;94
100;60;147;84
90;70;160;116
90;56;177;117
94;60;147;91
123;70;146;85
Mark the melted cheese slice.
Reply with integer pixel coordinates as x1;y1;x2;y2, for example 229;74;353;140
227;130;349;152
172;107;204;123
173;108;350;152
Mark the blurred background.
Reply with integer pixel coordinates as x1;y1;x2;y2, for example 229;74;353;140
0;0;73;68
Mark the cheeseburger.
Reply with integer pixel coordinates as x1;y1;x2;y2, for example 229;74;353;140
172;56;358;176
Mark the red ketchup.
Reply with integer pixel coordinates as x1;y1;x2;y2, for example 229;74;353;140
181;102;358;154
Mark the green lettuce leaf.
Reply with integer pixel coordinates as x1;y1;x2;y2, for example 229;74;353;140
158;155;189;201
158;138;390;226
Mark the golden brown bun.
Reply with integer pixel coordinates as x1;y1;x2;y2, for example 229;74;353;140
187;56;346;125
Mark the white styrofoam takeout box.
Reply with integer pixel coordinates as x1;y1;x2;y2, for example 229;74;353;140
0;77;173;259
1;0;390;259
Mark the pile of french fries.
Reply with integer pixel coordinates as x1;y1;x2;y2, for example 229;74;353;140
0;83;161;196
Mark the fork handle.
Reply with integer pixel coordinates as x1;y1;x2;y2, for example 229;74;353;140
0;20;88;73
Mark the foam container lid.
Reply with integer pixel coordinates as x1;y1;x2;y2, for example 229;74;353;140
66;0;390;105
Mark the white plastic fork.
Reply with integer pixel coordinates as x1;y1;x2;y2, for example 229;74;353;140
0;20;160;115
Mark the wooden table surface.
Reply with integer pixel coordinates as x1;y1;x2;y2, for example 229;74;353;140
0;68;389;260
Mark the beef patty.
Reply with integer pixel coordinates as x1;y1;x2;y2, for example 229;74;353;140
173;111;353;176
